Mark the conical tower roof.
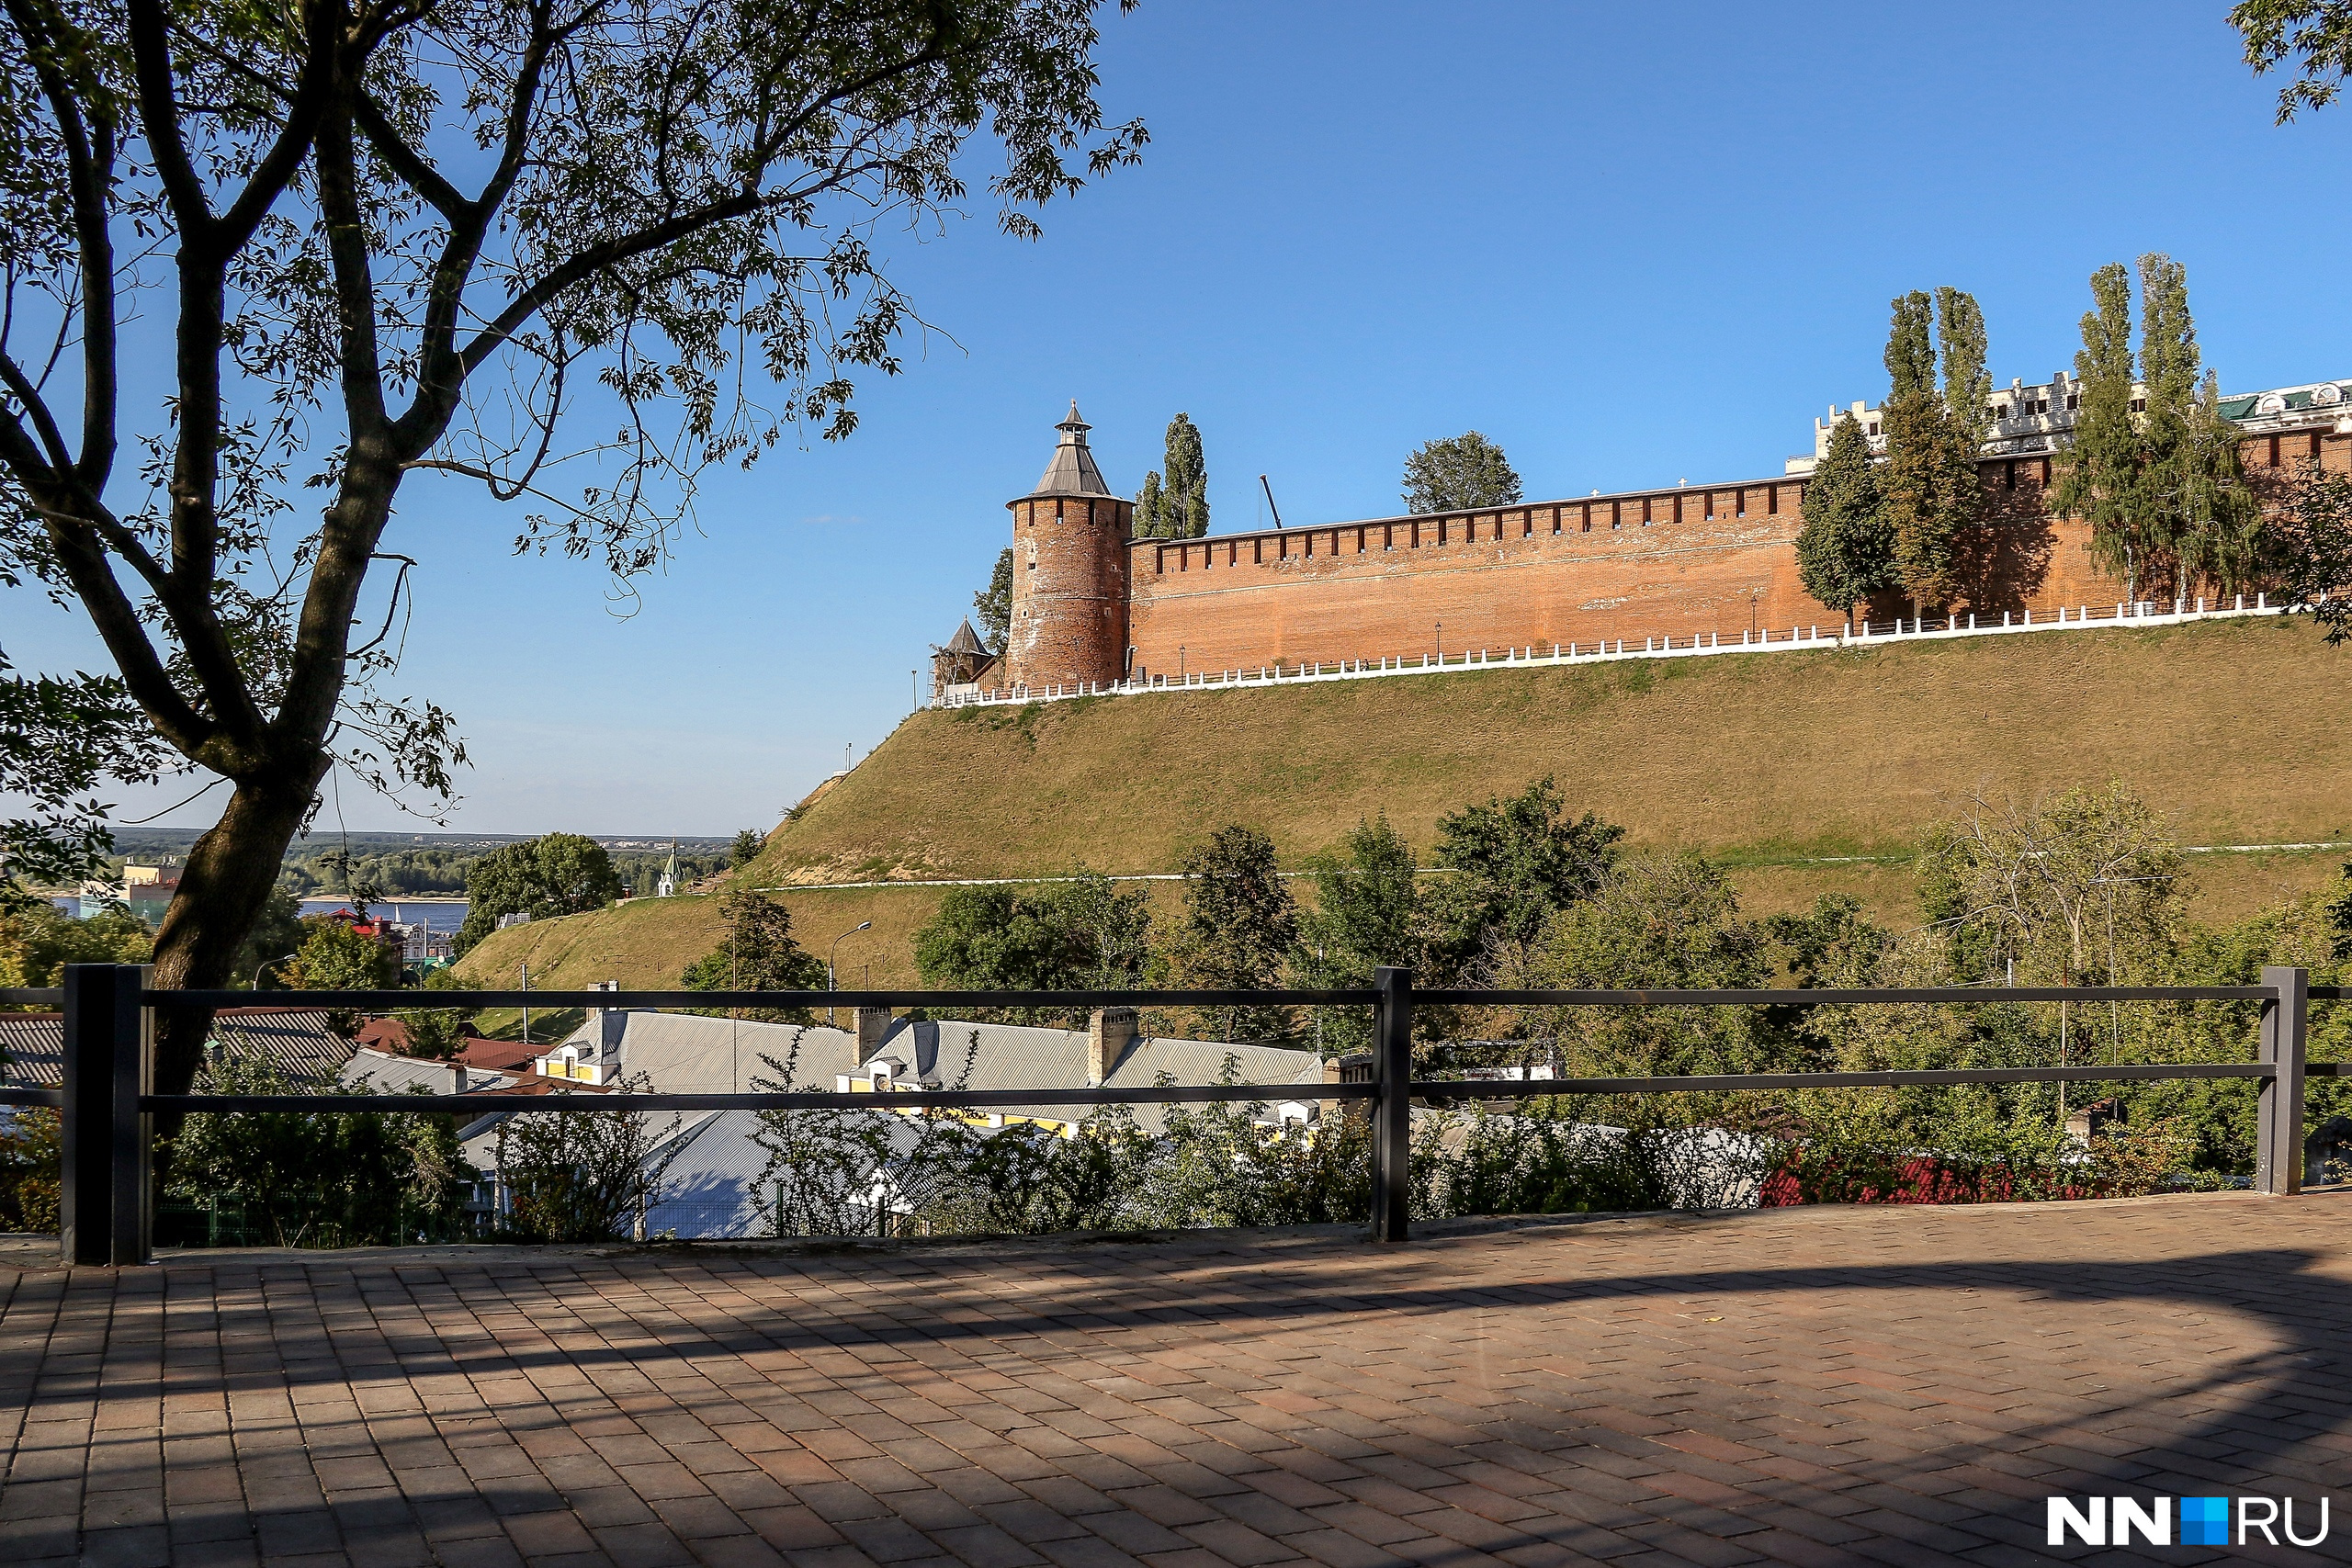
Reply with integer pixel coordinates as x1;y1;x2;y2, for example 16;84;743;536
1025;401;1115;499
941;618;987;656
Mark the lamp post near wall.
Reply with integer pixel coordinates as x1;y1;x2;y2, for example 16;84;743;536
828;921;872;1027
1435;622;1442;664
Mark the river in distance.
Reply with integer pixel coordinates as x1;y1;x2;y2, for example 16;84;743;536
300;897;469;935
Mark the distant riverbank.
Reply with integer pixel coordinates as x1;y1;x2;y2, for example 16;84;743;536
300;897;468;935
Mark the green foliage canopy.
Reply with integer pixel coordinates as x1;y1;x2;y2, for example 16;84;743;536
912;873;1150;1024
1134;413;1209;538
1794;412;1895;615
0;0;1143;1097
2052;258;2259;600
1878;290;1981;609
2234;0;2352;119
2274;464;2352;642
0;901;151;991
1402;433;1522;515
1426;777;1623;977
684;889;827;1022
453;834;622;954
1167;825;1297;1041
165;1057;474;1247
975;548;1014;653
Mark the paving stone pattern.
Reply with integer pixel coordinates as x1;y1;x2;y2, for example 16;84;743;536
3;1192;2350;1568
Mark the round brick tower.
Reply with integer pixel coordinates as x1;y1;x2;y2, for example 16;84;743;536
1005;403;1132;690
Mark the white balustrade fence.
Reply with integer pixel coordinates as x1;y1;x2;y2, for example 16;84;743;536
931;593;2296;709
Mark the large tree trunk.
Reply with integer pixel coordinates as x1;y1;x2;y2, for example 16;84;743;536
149;759;332;1098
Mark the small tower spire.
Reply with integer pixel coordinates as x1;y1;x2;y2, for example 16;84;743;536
1030;402;1114;498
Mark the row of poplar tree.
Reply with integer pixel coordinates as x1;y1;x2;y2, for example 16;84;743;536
1797;255;2262;617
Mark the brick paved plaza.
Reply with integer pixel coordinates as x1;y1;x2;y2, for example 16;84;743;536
3;1192;2348;1568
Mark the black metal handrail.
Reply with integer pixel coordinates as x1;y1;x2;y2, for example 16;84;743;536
33;964;2329;1262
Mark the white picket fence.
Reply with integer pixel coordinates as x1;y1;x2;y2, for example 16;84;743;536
932;593;2294;710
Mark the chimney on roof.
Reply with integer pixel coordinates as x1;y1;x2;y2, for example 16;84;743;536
855;1006;893;1064
587;980;625;1062
1087;1009;1136;1086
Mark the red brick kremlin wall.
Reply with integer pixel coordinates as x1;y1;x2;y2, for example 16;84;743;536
1120;434;2342;680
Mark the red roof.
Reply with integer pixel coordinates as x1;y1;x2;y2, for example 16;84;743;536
456;1037;541;1073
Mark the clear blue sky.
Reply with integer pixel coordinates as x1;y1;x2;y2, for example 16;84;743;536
16;0;2352;836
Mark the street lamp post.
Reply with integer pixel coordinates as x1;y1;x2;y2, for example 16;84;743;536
251;951;294;991
828;921;873;1027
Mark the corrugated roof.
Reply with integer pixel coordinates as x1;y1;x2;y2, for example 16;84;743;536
0;1007;356;1089
555;1011;1325;1134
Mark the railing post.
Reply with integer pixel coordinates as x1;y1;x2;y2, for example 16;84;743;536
2258;965;2309;1197
1370;966;1412;1242
60;964;151;1265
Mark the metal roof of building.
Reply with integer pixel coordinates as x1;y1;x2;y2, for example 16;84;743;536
1024;402;1116;500
548;1010;1324;1135
0;1006;356;1089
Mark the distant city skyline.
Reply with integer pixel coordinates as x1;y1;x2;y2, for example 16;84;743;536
10;0;2350;835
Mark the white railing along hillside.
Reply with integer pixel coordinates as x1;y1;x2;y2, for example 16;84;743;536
931;593;2300;709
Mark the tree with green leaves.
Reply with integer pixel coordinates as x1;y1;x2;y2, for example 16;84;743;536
684;889;826;1021
166;1055;475;1247
0;902;152;994
284;916;401;994
1937;288;1993;442
2234;0;2352;120
1426;778;1623;980
2053;257;2258;603
1879;291;1978;612
1403;433;1521;514
2134;255;2262;598
1795;412;1895;616
912;873;1150;1025
0;0;1145;1097
1135;413;1208;538
0;658;159;909
1293;816;1421;1051
1165;825;1296;1042
452;834;621;955
975;548;1014;652
1533;853;1768;1077
2273;463;2352;643
729;829;765;871
2052;264;2144;593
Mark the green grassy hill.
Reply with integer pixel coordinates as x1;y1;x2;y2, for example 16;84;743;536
458;615;2352;992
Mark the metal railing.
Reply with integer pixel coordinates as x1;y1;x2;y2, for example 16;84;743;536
12;964;2337;1263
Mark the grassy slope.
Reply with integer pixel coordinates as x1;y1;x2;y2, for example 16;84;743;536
458;616;2352;992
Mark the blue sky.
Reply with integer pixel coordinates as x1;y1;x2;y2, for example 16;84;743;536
15;0;2352;836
